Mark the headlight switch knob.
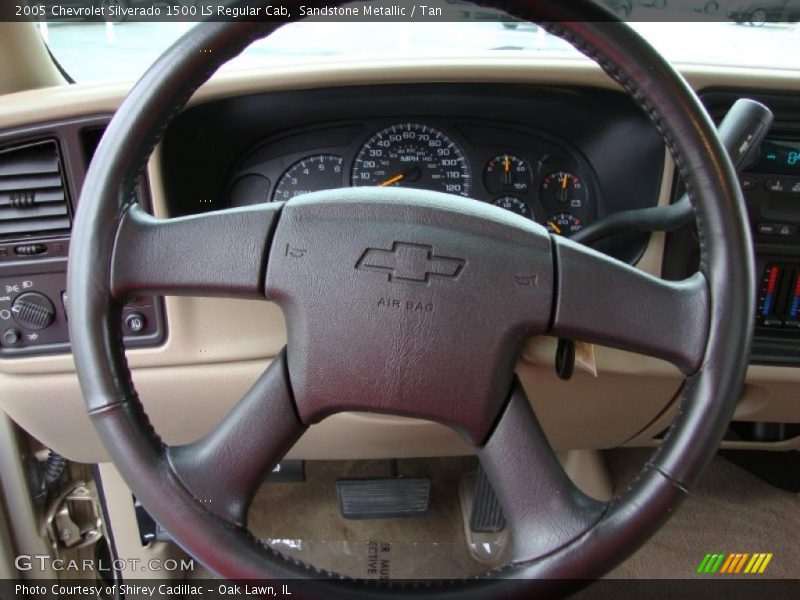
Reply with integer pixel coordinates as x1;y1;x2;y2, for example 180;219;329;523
11;292;56;331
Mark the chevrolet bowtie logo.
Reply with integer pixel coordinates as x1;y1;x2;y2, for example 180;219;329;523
356;242;465;284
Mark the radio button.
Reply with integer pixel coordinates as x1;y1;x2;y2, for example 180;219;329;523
740;176;758;191
757;223;778;235
765;178;788;193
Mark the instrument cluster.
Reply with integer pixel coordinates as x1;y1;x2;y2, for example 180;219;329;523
227;120;599;235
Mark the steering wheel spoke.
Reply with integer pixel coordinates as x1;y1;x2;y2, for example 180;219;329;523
550;235;710;374
167;349;304;527
479;381;606;563
110;202;282;301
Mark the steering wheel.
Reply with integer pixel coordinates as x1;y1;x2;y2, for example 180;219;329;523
68;0;754;595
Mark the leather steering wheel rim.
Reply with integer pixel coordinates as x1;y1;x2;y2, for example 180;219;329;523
68;0;754;595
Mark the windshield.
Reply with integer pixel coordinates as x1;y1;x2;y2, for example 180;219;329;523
38;1;800;83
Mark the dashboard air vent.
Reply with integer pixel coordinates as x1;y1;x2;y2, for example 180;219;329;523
0;140;70;237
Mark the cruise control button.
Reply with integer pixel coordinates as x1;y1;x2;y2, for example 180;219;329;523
790;181;800;194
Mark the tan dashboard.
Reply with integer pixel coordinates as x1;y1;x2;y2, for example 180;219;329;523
0;58;798;463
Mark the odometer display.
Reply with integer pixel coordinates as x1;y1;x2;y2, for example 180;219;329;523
351;123;472;197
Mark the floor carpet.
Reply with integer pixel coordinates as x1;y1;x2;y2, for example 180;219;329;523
247;457;507;579
604;448;799;580
244;450;799;581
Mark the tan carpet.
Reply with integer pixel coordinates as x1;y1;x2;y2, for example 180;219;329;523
247;457;508;579
605;449;799;579
245;451;799;580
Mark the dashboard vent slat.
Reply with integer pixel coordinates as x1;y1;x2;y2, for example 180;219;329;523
0;154;59;177
0;174;64;193
0;189;66;207
0;202;69;221
0;140;70;238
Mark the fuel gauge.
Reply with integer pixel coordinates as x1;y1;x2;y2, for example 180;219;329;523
484;154;531;194
493;195;532;219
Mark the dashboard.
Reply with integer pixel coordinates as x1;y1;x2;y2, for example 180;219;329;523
0;83;666;360
0;61;798;464
161;83;665;265
226;118;597;237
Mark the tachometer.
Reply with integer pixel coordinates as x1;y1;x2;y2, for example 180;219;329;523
351;123;472;197
272;154;344;201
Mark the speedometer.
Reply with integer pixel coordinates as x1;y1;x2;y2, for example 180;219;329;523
351;123;472;197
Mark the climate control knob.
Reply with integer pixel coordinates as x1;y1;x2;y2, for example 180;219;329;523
11;292;56;331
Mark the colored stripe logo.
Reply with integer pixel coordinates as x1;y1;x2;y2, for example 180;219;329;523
697;553;773;574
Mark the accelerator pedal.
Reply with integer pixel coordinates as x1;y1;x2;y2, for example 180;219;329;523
469;466;506;533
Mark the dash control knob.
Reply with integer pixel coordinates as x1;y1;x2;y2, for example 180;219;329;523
124;312;147;334
2;329;21;345
11;292;56;331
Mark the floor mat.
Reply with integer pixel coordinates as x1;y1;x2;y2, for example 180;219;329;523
244;451;798;580
247;457;508;579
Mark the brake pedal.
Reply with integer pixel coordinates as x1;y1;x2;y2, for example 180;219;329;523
337;477;430;519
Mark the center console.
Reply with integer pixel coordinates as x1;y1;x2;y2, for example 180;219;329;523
665;90;800;365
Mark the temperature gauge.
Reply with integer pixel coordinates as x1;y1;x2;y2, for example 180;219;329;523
493;195;532;219
541;171;587;208
546;212;583;236
484;154;531;194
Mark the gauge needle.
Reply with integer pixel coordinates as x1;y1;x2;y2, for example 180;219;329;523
504;155;510;173
560;174;570;203
380;173;405;187
548;221;562;235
